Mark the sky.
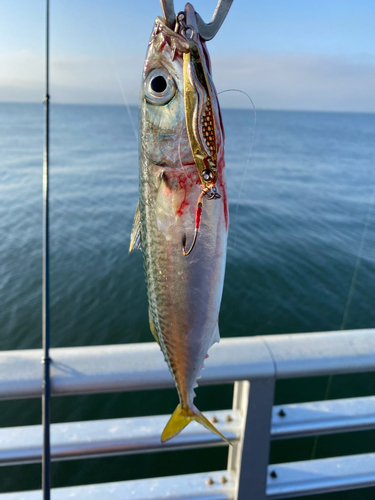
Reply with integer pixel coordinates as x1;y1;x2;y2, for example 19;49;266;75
1;0;375;111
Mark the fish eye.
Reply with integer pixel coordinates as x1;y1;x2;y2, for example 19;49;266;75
151;76;167;93
145;69;176;106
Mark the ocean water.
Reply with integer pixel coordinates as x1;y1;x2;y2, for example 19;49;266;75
0;102;375;498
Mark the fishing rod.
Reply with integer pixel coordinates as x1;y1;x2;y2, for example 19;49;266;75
42;0;51;497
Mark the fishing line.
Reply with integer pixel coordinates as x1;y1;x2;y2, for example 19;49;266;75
340;186;375;331
96;6;138;142
217;88;257;162
177;88;257;246
310;183;375;460
217;89;257;248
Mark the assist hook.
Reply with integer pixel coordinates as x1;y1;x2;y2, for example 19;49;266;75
160;0;234;40
182;186;221;257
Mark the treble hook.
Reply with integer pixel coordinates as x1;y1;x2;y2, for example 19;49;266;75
160;0;234;40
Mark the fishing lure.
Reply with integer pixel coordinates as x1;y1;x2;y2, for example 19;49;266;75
130;0;232;443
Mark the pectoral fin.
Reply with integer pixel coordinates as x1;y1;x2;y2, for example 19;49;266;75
129;202;141;253
156;173;177;231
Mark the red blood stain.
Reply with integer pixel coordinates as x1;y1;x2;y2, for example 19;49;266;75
164;168;198;217
158;39;167;52
176;189;190;216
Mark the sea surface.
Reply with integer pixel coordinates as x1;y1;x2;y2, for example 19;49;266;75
1;102;375;499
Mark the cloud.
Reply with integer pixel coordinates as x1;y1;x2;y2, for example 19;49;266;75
1;49;374;112
48;55;142;105
0;50;142;105
212;52;375;112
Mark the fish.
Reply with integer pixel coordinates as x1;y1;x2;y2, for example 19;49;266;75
130;3;229;444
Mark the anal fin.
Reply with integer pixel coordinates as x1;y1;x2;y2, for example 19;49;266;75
210;323;220;348
149;308;160;346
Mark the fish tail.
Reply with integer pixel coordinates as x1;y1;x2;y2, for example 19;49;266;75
161;404;232;445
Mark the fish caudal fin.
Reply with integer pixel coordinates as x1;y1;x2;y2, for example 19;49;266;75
161;404;232;445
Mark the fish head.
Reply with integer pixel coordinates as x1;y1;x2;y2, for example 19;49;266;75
140;15;191;168
140;3;225;190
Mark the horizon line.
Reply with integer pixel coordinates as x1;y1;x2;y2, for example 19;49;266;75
1;100;375;116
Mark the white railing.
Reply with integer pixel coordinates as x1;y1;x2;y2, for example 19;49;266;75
1;328;375;499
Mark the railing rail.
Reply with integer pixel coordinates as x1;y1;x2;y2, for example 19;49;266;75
2;329;375;399
3;397;375;467
1;329;375;499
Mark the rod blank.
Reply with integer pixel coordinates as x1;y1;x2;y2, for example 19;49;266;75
42;0;51;498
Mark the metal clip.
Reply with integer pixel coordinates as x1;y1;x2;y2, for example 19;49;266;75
175;11;195;40
204;185;221;200
160;0;233;40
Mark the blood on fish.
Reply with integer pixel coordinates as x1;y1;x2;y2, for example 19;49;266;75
158;38;167;52
176;191;190;216
174;168;199;216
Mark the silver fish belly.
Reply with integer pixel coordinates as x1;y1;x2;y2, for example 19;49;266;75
130;4;229;443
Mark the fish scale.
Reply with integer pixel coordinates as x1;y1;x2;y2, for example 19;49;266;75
140;192;182;378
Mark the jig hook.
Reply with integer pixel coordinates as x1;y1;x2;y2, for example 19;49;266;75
182;186;220;256
182;189;205;257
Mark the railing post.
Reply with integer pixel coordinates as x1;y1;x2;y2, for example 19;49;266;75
228;378;275;500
